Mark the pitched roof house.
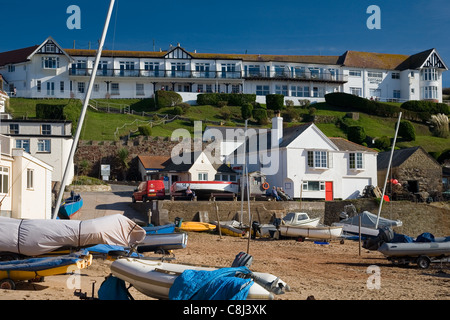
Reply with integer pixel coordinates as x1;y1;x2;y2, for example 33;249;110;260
227;116;378;200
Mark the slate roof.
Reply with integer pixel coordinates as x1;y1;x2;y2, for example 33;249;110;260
0;45;39;67
329;137;377;153
377;146;421;170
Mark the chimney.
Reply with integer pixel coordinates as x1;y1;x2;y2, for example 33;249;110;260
271;111;283;147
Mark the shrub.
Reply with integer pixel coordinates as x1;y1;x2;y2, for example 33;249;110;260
266;94;285;110
138;125;152;136
241;103;253;120
401;100;449;115
172;106;183;115
347;126;366;145
430;114;449;138
281;107;299;122
219;106;232;121
374;136;391;150
253;108;268;125
155;90;182;108
36;104;65;119
398;120;415;141
217;100;228;108
178;102;191;114
196;93;256;106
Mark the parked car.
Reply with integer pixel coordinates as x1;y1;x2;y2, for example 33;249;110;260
132;180;165;202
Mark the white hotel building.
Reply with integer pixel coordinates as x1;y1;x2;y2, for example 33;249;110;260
0;37;447;104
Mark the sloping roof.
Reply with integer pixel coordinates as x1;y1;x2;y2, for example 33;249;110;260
329;137;377;153
162;151;237;174
0;45;39;67
377;146;420;170
138;155;170;170
340;50;410;70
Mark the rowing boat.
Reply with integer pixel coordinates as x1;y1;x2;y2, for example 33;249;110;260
278;225;343;240
178;221;216;232
110;258;288;300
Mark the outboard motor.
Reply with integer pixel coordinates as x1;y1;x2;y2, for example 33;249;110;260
231;252;253;268
251;221;260;239
363;226;394;251
174;217;183;228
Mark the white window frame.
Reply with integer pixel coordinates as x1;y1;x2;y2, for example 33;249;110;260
41;124;51;135
37;139;51;153
198;173;208;181
0;167;9;194
42;57;60;69
307;151;329;169
16;139;30;153
349;152;364;170
302;181;325;191
27;169;34;190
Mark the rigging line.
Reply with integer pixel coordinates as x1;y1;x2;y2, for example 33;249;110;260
111;0;119;59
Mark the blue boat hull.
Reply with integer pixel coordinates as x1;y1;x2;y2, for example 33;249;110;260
143;223;175;235
58;194;83;219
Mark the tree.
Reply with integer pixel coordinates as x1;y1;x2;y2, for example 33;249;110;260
241;103;253;120
398;120;416;141
347;126;366;145
117;147;130;180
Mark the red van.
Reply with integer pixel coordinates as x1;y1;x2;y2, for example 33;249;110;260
132;180;165;202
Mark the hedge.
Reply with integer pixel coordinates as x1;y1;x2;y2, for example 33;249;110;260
36;104;65;120
398;120;416;141
155;90;182;108
401;100;449;115
266;94;285;110
197;93;256;106
347;126;366;144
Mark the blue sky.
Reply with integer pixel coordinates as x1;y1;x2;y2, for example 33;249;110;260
1;0;449;87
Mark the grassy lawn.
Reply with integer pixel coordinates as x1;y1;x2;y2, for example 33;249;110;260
8;98;449;156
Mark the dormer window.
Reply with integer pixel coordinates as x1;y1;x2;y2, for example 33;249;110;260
42;57;60;69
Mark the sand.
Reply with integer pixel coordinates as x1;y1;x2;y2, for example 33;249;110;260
1;230;449;301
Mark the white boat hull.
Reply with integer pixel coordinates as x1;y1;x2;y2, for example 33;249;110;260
110;258;287;300
333;223;380;238
378;240;450;258
279;225;343;240
136;233;187;253
170;181;239;195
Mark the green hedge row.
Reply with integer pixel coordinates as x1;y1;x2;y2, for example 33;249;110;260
401;100;449;115
197;93;256;106
155;90;182;108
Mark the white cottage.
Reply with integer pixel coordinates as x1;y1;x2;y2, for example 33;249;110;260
0;135;53;219
227;116;378;200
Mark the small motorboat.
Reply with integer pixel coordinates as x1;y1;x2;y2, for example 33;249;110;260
143;223;176;235
258;212;320;237
58;191;83;219
110;258;289;300
211;220;246;237
177;221;216;232
136;233;188;253
278;225;343;240
0;252;93;290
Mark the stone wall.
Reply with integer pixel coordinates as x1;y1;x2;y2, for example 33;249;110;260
75;137;180;180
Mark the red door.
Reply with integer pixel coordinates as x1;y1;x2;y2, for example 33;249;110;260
325;181;333;201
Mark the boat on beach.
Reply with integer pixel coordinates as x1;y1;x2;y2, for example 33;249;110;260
0;252;93;290
278;225;343;240
143;223;176;235
136;232;188;253
170;181;239;196
177;221;216;232
110;257;289;300
57;191;83;220
258;212;321;237
210;220;246;237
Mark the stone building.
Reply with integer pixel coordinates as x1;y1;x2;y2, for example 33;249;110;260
377;146;443;199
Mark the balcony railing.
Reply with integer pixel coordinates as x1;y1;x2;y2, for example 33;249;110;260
69;68;347;83
70;68;242;79
244;70;348;83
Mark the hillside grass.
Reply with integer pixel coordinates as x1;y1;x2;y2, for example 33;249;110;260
8;98;450;155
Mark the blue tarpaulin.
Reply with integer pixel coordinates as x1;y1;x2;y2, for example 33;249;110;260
98;276;131;300
169;266;253;300
0;255;83;272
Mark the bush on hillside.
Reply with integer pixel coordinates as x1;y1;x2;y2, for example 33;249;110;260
138;125;152;136
196;93;256;106
155;90;182;108
253;108;268;125
374;136;391;150
36;104;65;120
347;126;366;145
241;103;253;120
266;94;285;111
401;100;449;115
398;120;416;141
325;92;400;118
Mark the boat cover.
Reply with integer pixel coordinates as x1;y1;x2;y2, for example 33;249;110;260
169;266;253;300
339;211;402;229
0;253;86;272
0;214;146;257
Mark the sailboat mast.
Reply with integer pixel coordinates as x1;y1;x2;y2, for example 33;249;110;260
375;112;402;229
52;0;116;219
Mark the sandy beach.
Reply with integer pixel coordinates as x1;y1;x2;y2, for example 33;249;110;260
1;231;448;301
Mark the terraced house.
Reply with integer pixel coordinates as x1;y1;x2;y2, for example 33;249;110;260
0;37;447;104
